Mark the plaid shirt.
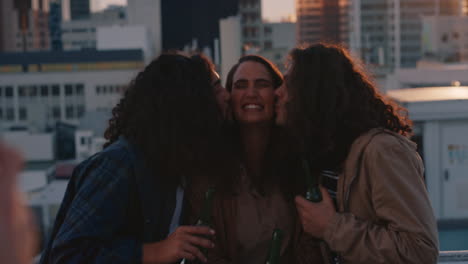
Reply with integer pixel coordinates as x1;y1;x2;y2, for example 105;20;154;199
40;139;149;264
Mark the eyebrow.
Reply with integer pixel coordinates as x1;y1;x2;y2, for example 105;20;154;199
234;78;272;83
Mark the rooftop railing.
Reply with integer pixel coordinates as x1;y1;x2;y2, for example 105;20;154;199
439;251;468;263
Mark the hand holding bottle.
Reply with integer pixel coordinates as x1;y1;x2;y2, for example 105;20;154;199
295;187;336;239
143;226;215;264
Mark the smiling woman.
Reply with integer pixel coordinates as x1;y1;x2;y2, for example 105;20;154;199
189;55;323;264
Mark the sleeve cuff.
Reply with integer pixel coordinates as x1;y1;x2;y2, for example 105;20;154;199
323;212;342;248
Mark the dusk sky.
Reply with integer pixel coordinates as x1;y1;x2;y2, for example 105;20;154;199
92;0;296;22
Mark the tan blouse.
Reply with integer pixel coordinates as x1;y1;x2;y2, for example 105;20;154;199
235;171;294;264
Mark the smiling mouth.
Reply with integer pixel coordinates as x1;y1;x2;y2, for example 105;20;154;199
243;104;263;110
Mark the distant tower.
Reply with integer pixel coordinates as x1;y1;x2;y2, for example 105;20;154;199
239;0;263;53
349;0;461;73
296;0;349;45
49;0;63;50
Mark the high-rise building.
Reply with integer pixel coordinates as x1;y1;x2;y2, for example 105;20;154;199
421;16;468;63
61;6;127;51
239;0;263;53
49;0;62;50
70;0;90;20
349;0;462;73
464;0;468;15
296;0;349;45
0;0;51;52
127;0;162;59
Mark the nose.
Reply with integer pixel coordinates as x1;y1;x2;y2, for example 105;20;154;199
245;83;258;97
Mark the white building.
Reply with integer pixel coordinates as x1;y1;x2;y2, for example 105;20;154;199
259;22;296;71
421;16;468;63
349;0;461;75
385;62;468;91
0;50;143;130
61;6;127;51
0;69;133;128
75;110;110;160
127;0;162;58
220;15;243;81
387;86;468;220
97;25;152;62
220;16;295;77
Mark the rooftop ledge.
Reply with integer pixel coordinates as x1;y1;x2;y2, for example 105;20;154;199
439;251;468;263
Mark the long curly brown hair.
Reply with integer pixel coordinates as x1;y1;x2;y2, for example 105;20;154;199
104;53;228;187
286;43;413;170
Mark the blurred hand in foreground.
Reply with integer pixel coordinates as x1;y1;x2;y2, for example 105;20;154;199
0;143;37;264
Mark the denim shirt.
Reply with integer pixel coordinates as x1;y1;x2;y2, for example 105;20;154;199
40;137;183;264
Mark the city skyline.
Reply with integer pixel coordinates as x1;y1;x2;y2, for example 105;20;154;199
92;0;295;21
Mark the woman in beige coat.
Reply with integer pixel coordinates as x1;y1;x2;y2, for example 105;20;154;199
274;43;439;263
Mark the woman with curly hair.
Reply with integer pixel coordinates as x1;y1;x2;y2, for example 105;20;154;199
275;43;439;263
40;53;231;264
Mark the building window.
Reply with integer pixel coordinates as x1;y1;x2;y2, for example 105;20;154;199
40;85;49;96
77;105;85;118
103;86;108;94
0;108;3;120
52;85;60;96
0;87;2;97
264;26;272;36
19;86;27;97
76;84;84;95
81;137;86;145
6;108;14;121
264;41;273;50
66;106;74;119
65;84;73;96
441;34;448;43
29;86;37;97
19;107;27;120
5;86;13;97
52;106;61;119
96;86;101;94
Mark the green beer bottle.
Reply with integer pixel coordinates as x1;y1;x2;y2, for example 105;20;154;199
181;187;216;264
302;158;322;202
265;228;284;264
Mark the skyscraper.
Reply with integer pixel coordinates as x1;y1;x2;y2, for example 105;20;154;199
70;0;90;20
296;0;349;45
0;0;50;52
349;0;461;72
239;0;263;53
49;0;63;50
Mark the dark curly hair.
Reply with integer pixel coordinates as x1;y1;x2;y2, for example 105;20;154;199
286;43;413;170
104;52;227;187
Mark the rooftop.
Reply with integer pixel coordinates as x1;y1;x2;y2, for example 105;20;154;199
0;49;144;66
387;86;468;103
